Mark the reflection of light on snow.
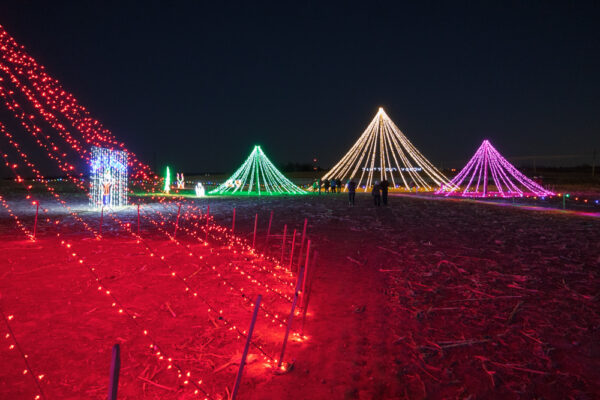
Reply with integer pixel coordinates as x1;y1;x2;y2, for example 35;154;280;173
195;182;205;197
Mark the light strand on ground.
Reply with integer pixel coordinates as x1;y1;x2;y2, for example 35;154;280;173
1;309;46;400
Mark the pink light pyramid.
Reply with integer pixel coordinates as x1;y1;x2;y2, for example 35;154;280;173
436;140;554;198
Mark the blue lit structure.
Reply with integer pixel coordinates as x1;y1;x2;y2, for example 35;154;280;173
90;146;128;208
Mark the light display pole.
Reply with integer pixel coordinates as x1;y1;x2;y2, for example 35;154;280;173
322;107;450;191
436;140;555;197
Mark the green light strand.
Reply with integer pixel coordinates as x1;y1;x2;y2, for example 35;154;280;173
209;146;306;196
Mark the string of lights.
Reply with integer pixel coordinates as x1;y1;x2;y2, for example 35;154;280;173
1;137;280;373
1;309;46;400
0;25;154;180
106;209;278;363
210;146;306;195
139;209;291;329
322;107;451;191
147;204;294;303
168;203;297;291
0;149;219;398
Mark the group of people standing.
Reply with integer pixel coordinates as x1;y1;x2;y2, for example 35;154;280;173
370;179;389;206
313;178;343;193
311;178;390;207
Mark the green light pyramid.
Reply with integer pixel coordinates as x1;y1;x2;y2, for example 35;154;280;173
210;146;307;195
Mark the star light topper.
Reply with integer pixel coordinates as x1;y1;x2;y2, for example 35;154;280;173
436;140;555;197
322;107;451;191
210;146;306;195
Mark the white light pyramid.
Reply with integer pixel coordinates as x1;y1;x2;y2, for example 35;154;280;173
210;146;306;195
323;108;450;191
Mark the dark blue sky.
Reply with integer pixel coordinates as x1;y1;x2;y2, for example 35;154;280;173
1;1;599;172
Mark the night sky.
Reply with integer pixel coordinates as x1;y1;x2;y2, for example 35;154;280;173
1;1;599;173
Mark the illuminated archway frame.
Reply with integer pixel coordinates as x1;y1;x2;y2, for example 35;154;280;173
436;140;555;198
89;146;128;208
209;146;307;196
322;108;451;192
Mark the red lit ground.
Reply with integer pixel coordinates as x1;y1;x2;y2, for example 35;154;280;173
1;190;599;399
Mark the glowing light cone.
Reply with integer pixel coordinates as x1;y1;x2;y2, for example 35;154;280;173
210;146;306;195
323;107;450;191
436;140;554;197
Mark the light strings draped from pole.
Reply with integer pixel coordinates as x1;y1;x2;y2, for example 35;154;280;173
435;140;555;198
210;146;306;196
322;107;451;191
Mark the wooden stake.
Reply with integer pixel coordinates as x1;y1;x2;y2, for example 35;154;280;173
108;344;120;400
300;240;311;309
231;295;262;400
33;202;39;240
174;203;181;238
281;224;287;264
296;218;308;270
277;288;299;370
301;250;318;335
288;229;297;271
252;213;258;248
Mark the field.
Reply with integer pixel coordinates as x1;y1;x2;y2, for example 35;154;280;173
1;184;599;399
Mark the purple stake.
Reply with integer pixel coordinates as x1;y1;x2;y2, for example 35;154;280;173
231;295;262;400
107;344;120;400
137;204;140;235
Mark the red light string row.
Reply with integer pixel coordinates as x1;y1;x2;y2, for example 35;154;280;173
0;150;214;397
56;237;213;399
104;210;276;363
154;203;295;302
139;209;289;329
0;157;252;399
0;82;82;178
0;63;91;163
0;194;34;240
0;122;98;237
0;26;153;180
0;128;276;382
161;200;296;289
1;309;46;400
